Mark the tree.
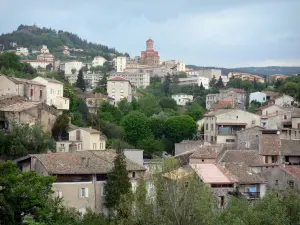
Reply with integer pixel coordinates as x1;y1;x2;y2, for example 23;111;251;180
137;137;164;157
148;117;166;139
51;113;69;140
105;148;132;214
0;52;22;72
71;68;77;74
0;123;54;159
199;82;204;90
63;83;77;113
138;95;162;117
98;73;109;94
98;102;123;124
163;73;172;96
45;63;53;71
165;115;197;144
282;82;299;98
117;99;132;116
0;161;55;225
209;75;217;89
98;119;125;139
76;69;86;91
76;98;89;122
186;103;205;121
215;76;224;88
159;97;178;111
121;111;153;146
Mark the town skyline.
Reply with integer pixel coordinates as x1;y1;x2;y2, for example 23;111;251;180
1;0;299;67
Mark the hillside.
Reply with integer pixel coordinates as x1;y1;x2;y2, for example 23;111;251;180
187;65;300;76
0;24;124;61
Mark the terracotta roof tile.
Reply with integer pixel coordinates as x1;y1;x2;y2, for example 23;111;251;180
259;134;281;155
280;166;300;179
220;150;264;166
0;101;41;112
109;77;129;82
190;145;224;159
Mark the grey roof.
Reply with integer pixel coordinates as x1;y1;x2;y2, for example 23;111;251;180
190;145;224;159
20;150;146;175
9;77;46;86
259;134;281;155
281;139;300;156
204;109;234;116
0;101;40;112
236;126;264;134
220;150;264;166
225;163;266;184
43;77;63;84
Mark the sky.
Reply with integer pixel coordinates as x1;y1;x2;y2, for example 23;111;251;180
0;0;299;68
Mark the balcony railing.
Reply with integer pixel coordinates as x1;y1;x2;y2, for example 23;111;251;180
243;192;260;199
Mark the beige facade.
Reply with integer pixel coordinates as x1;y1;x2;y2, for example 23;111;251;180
107;77;132;103
33;77;69;110
0;75;47;102
274;95;295;107
109;72;150;88
85;93;109;114
204;109;261;144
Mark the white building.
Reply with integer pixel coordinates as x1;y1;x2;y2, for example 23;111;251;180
33;76;69;110
114;56;127;72
21;60;50;70
198;77;209;89
172;94;194;106
176;62;186;72
37;53;54;62
274;95;295;107
64;60;83;75
40;45;50;54
177;77;199;86
249;92;267;103
107;77;132;104
16;47;29;56
65;73;102;88
109;72;150;88
92;56;107;67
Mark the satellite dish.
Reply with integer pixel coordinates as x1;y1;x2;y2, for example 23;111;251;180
277;131;280;135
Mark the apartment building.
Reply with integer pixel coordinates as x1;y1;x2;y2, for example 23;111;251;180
114;56;127;72
203;109;261;144
109;72;150;88
198;77;209;89
65;73;102;88
186;69;222;80
0;75;47;102
107;77;132;103
15;150;146;215
92;56;106;67
32;77;69;110
171;94;193;106
64;60;83;74
16;47;29;56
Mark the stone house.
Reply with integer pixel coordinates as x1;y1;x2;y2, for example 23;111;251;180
292;108;300;129
15;150;146;215
204;109;261;145
273;95;295;107
0;75;47;102
0;101;59;131
262;91;280;101
236;126;264;150
206;94;219;110
189;145;225;164
262;165;300;192
219;150;267;199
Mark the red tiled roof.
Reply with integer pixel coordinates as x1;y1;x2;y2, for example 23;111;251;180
281;166;300;179
109;77;129;81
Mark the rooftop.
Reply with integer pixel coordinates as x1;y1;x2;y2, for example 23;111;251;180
162;167;193;180
259;134;281;155
0;101;40;112
205;109;234;116
281;165;300;179
281;139;300;156
190;145;224;159
17;150;145;175
190;163;238;184
220;150;264;166
109;76;130;82
5;76;46;86
42;77;63;84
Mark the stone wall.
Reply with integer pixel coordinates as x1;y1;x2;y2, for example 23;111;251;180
236;127;262;150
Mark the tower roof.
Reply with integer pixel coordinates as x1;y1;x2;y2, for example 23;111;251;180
146;38;154;42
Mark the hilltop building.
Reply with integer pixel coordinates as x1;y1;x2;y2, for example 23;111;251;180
140;38;160;66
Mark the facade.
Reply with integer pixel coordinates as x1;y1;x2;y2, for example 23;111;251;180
63;50;70;56
0;101;59;131
32;77;69;110
204;109;261;144
84;92;110;114
21;60;51;70
16;47;29;56
249;92;267;103
177;77;198;86
64;60;83;75
92;56;106;67
175;62;186;72
15;150;146;215
109;72;150;88
140;38;160;66
40;45;50;53
171;94;193;106
56;127;106;152
206;94;219;110
236;126;264;150
65;73;102;88
198;77;209;89
37;53;54;62
0;75;47;102
107;77;132;103
114;56;127;72
274;95;295;107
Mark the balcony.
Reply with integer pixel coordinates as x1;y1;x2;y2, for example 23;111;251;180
243;192;260;199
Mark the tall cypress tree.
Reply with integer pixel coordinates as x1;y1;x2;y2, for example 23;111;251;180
105;146;131;213
215;76;224;89
75;69;86;91
163;73;172;96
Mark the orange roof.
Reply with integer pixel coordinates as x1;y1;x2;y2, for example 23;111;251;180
109;77;129;82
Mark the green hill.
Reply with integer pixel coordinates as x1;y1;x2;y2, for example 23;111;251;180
0;24;124;61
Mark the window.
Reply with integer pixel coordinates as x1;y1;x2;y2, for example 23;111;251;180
93;143;96;149
120;88;124;93
288;181;295;189
225;139;235;143
60;144;64;147
56;191;62;198
79;188;88;198
78;208;86;216
265;156;268;164
219;196;225;208
51;89;54;94
120;95;124;99
236;116;238;119
245;141;250;149
275;180;279;185
76;130;81;141
271;155;278;163
211;136;214;142
30;88;33;97
40;89;42;98
202;159;204;162
101;183;107;196
284;115;287;120
132;172;136;178
206;124;208;130
78;143;82;150
211;124;214;131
